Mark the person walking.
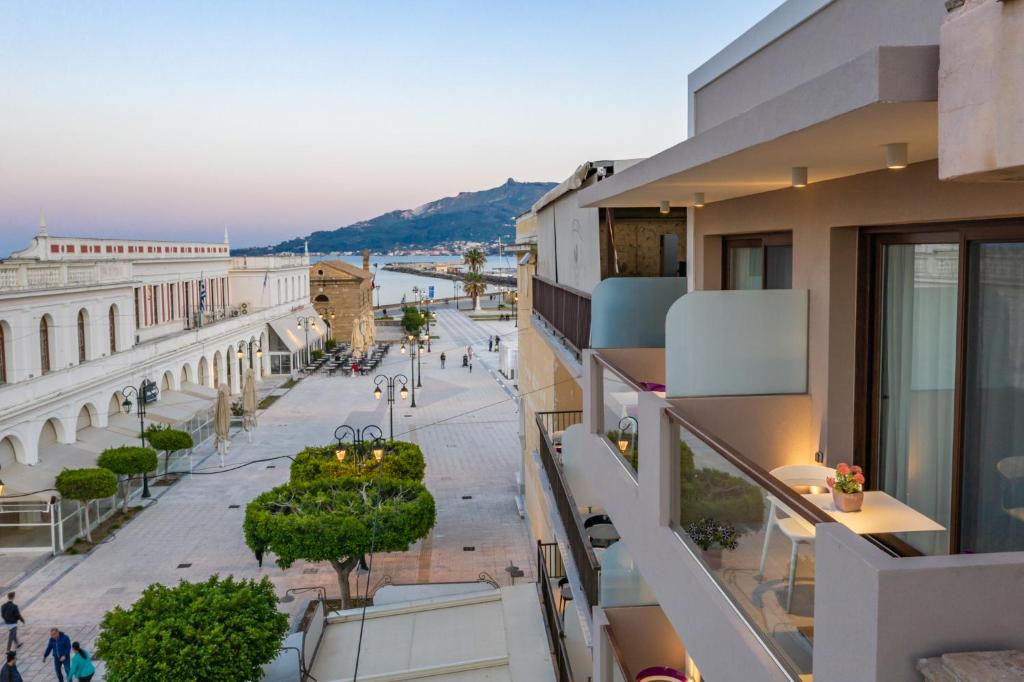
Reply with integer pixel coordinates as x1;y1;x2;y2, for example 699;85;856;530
42;629;71;682
67;643;94;682
2;593;23;652
466;345;473;361
488;338;493;352
0;652;22;682
494;335;500;351
440;352;446;369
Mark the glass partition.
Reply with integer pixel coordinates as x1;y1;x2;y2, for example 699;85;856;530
0;501;53;551
672;411;827;680
601;365;640;476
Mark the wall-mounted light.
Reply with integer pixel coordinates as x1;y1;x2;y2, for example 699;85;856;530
886;142;908;170
692;192;705;208
659;200;671;215
791;166;808;188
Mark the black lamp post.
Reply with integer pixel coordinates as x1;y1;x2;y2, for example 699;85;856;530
513;291;518;328
399;337;417;407
616;416;639;462
416;336;425;388
237;338;264;377
332;424;386;471
424;305;432;352
121;381;153;498
373;374;409;441
296;316;319;366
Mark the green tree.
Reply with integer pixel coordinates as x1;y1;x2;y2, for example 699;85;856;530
95;575;287;682
144;426;194;478
289;441;426;484
245;477;435;608
401;306;425;335
463;247;486;274
678;441;764;527
462;271;487;312
97;446;159;513
55;468;118;542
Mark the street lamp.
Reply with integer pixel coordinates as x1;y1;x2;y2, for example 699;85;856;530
373;374;409;441
424;307;432;352
616;416;639;460
513;291;519;328
333;424;386;471
416;335;425;388
297;316;318;366
400;336;418;407
237;338;263;377
121;381;154;498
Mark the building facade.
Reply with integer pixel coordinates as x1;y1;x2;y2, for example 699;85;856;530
0;223;324;554
522;1;1024;680
309;251;375;350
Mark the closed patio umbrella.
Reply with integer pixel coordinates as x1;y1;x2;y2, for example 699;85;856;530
242;368;258;443
214;383;231;465
351;318;365;358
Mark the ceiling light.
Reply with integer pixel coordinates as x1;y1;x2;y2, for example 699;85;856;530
659;200;670;215
692;192;705;208
886;142;908;170
791;166;808;188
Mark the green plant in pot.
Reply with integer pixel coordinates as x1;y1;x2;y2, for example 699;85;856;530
678;440;764;528
684;517;740;570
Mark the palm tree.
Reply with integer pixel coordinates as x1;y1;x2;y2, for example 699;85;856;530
463;272;487;312
463;248;486;274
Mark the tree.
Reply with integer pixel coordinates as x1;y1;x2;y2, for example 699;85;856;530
244;477;435;608
96;446;159;513
290;441;426;484
55;468;118;542
95;575;288;682
463;247;486;274
401;306;425;335
144;426;194;478
462;271;487;312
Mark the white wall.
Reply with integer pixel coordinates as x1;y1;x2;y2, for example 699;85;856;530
535;196;602;293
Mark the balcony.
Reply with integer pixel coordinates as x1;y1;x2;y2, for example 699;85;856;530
533;275;591;354
602;604;693;682
536;411;602;610
0;261;134;293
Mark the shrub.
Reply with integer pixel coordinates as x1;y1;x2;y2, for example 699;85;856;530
289;441;426;484
145;427;194;478
311;349;324;361
96;575;288;682
325;338;337;351
401;306;426;335
56;468;118;542
97;446;159;513
678;440;764;527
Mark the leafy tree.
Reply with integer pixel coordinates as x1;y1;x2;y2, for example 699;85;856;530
95;575;287;682
462;271;487;311
463;247;486;274
245;477;435;608
290;441;426;484
401;306;426;335
97;446;159;513
144;426;194;478
679;441;764;527
56;468;118;542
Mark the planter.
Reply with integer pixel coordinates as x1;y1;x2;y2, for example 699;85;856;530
702;548;723;570
833;489;864;512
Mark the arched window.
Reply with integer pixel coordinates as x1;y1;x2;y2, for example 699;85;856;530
0;322;7;384
39;316;51;374
77;309;87;362
109;305;118;353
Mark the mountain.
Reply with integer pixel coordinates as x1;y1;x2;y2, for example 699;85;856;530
235;178;556;255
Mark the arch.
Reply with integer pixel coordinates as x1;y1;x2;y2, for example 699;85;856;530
108;391;124;417
314;294;330;303
259;330;269;377
0;434;26;468
77;307;90;363
39;417;64;448
39;314;53;374
198;356;210;386
76;403;98;432
108;304;119;354
181;362;194;385
0;319;9;384
161;369;177;392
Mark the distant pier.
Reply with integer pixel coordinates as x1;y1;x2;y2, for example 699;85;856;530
381;262;516;287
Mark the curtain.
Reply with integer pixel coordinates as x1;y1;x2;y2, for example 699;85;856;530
728;246;763;290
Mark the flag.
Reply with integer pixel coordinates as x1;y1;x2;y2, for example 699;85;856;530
199;276;207;312
262;270;269;288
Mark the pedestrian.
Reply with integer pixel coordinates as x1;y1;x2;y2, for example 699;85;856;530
67;643;94;682
488;338;493;352
494;335;500;351
42;629;71;682
469;360;473;373
0;652;22;682
2;593;23;652
462;354;468;368
467;345;473;360
440;352;446;369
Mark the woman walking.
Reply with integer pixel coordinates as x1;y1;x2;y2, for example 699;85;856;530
68;642;95;682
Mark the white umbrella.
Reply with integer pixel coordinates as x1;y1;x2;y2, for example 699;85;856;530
242;368;258;443
351;318;366;357
214;383;231;465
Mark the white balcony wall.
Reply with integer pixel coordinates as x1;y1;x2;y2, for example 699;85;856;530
590;278;686;349
665;290;808;397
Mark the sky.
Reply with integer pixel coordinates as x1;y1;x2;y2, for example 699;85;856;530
0;0;781;256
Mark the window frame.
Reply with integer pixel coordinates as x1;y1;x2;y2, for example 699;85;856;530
721;231;793;290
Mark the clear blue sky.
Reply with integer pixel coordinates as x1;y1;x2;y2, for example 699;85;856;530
0;0;781;256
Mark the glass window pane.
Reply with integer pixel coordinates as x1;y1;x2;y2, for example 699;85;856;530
765;245;793;289
728;246;763;290
877;243;958;555
961;242;1024;553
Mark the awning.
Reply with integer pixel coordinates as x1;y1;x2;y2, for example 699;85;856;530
269;307;326;353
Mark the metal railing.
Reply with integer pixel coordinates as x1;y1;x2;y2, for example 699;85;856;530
537;541;573;682
0;262;134;292
533;275;591;354
536;411;601;609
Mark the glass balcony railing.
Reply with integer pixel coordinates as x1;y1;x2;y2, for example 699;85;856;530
590;276;686;349
597;356;641;478
669;408;832;680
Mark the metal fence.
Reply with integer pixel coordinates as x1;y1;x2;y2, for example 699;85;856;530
532;275;591;354
538;541;574;682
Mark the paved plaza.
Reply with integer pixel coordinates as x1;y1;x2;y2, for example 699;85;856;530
2;310;527;681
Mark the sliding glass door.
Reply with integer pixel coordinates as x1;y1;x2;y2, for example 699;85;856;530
867;223;1024;555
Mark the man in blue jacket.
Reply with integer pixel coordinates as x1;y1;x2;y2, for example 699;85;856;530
42;629;70;682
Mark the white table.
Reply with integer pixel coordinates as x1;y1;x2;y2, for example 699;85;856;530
803;491;945;535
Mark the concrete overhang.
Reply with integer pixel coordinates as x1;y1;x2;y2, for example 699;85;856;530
579;46;939;209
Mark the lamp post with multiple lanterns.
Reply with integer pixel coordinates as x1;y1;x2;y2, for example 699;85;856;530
373;374;409;441
332;424;386;471
120;381;154;498
297;315;319;366
236;338;264;378
399;337;418;407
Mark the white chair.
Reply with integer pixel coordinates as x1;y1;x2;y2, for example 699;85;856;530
758;464;831;611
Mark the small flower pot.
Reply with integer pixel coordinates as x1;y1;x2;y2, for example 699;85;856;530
833;490;864;512
702;548;723;570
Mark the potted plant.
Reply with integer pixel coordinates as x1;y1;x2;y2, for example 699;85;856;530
684;517;740;570
826;462;865;512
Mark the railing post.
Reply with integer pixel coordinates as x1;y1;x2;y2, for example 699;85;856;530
582;350;602;435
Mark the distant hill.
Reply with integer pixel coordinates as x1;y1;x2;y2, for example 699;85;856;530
235;178;556;255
